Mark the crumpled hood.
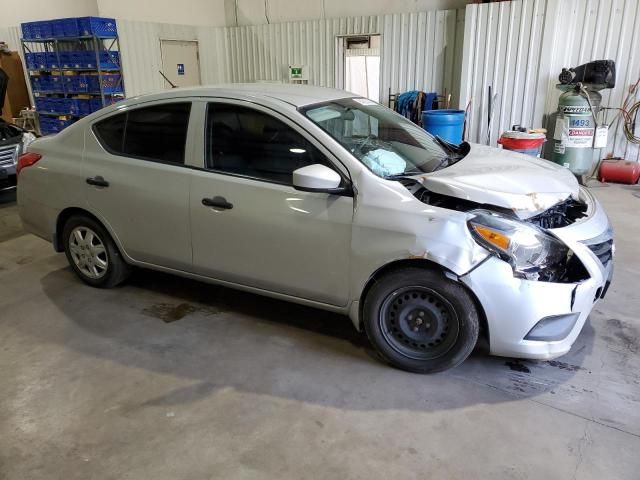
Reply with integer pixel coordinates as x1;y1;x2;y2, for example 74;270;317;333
417;143;580;218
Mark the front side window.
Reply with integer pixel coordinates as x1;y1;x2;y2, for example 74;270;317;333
301;98;467;178
93;102;191;164
206;103;333;185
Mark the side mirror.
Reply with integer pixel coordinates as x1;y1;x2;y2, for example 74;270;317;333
292;164;348;194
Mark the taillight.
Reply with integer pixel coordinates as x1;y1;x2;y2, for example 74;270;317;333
16;152;42;176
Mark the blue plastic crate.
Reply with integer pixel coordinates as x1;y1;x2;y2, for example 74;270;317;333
70;51;86;69
25;53;37;69
41;117;74;134
32;52;48;70
21;22;35;39
63;75;90;93
47;98;60;113
58;52;72;69
45;52;60;69
77;17;117;38
31;21;53;39
88;74;123;94
31;76;50;92
21;21;51;39
39;117;53;134
84;51;120;69
69;99;92;116
34;97;48;111
51;18;81;38
90;98;104;112
48;76;65;92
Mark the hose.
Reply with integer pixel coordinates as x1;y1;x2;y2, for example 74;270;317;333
621;78;640;145
623;100;640;145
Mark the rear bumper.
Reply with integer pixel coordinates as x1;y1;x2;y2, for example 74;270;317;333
461;191;613;360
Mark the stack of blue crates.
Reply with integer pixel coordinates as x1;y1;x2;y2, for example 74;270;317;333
22;17;123;134
25;51;120;71
22;17;118;40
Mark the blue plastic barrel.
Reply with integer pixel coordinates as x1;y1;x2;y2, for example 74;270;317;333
422;110;465;144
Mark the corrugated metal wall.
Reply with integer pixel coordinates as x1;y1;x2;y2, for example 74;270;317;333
117;20;198;97
460;0;640;161
196;10;464;106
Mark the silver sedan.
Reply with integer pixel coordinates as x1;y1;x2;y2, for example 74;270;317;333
17;84;614;373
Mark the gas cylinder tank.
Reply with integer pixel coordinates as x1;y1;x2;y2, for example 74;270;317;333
551;88;601;176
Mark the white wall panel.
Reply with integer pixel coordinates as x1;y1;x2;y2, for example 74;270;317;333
0;0;98;28
116;20;198;97
461;0;640;161
202;10;462;106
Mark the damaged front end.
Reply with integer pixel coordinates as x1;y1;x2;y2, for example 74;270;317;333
400;178;590;283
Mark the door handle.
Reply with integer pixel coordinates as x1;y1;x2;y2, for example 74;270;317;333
202;196;233;210
86;176;109;187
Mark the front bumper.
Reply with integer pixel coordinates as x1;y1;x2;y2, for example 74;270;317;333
0;164;17;191
460;190;613;359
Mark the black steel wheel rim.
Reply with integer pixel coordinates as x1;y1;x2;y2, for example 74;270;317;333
378;286;460;361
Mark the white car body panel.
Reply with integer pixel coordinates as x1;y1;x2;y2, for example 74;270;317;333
17;84;614;362
419;143;580;218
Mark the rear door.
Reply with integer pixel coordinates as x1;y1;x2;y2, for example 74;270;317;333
84;101;194;270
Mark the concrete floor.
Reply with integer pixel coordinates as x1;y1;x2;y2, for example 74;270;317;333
1;184;639;479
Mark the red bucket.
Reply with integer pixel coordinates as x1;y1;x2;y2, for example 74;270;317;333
498;132;546;157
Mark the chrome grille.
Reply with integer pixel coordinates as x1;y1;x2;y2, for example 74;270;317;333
0;144;18;167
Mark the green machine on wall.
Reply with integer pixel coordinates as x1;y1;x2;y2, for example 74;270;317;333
550;60;615;180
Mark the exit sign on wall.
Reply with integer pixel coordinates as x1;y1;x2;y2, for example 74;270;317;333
289;65;308;81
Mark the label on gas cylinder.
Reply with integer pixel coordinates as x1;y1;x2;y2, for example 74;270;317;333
594;125;609;148
559;105;593;114
554;116;594;148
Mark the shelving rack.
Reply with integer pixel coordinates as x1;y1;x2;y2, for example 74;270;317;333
20;17;125;134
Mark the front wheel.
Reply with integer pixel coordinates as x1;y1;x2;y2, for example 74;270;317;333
62;215;131;288
363;267;479;373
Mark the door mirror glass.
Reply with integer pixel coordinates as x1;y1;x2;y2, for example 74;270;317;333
292;164;343;193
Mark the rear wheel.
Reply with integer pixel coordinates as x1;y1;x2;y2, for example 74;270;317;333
363;267;479;373
62;215;131;288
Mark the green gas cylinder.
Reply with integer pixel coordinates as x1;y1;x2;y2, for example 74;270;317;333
551;87;601;176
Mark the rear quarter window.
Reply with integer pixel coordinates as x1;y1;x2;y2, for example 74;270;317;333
92;102;191;165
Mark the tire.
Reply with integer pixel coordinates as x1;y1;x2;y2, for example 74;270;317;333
363;267;479;373
62;214;131;288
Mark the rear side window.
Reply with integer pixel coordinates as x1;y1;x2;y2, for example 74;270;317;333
93;102;191;164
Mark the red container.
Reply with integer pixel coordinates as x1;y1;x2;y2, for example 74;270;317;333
498;131;546;157
599;159;640;184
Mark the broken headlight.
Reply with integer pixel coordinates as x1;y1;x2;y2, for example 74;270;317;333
467;210;569;281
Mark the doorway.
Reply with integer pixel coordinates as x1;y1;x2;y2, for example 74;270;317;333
160;40;201;89
336;35;381;102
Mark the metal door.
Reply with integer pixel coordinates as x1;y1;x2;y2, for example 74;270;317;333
160;40;201;88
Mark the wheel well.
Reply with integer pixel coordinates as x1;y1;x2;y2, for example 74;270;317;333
358;259;489;344
54;207;105;252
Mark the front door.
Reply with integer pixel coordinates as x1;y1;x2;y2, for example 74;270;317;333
189;101;353;306
84;101;194;270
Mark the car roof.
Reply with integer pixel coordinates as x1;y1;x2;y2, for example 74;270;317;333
123;84;359;108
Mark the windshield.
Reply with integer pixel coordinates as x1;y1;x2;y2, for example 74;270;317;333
300;98;466;178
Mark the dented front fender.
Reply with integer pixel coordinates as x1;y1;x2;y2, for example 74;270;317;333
349;170;489;307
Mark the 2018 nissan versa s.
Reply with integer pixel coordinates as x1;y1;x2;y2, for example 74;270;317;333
17;84;614;373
